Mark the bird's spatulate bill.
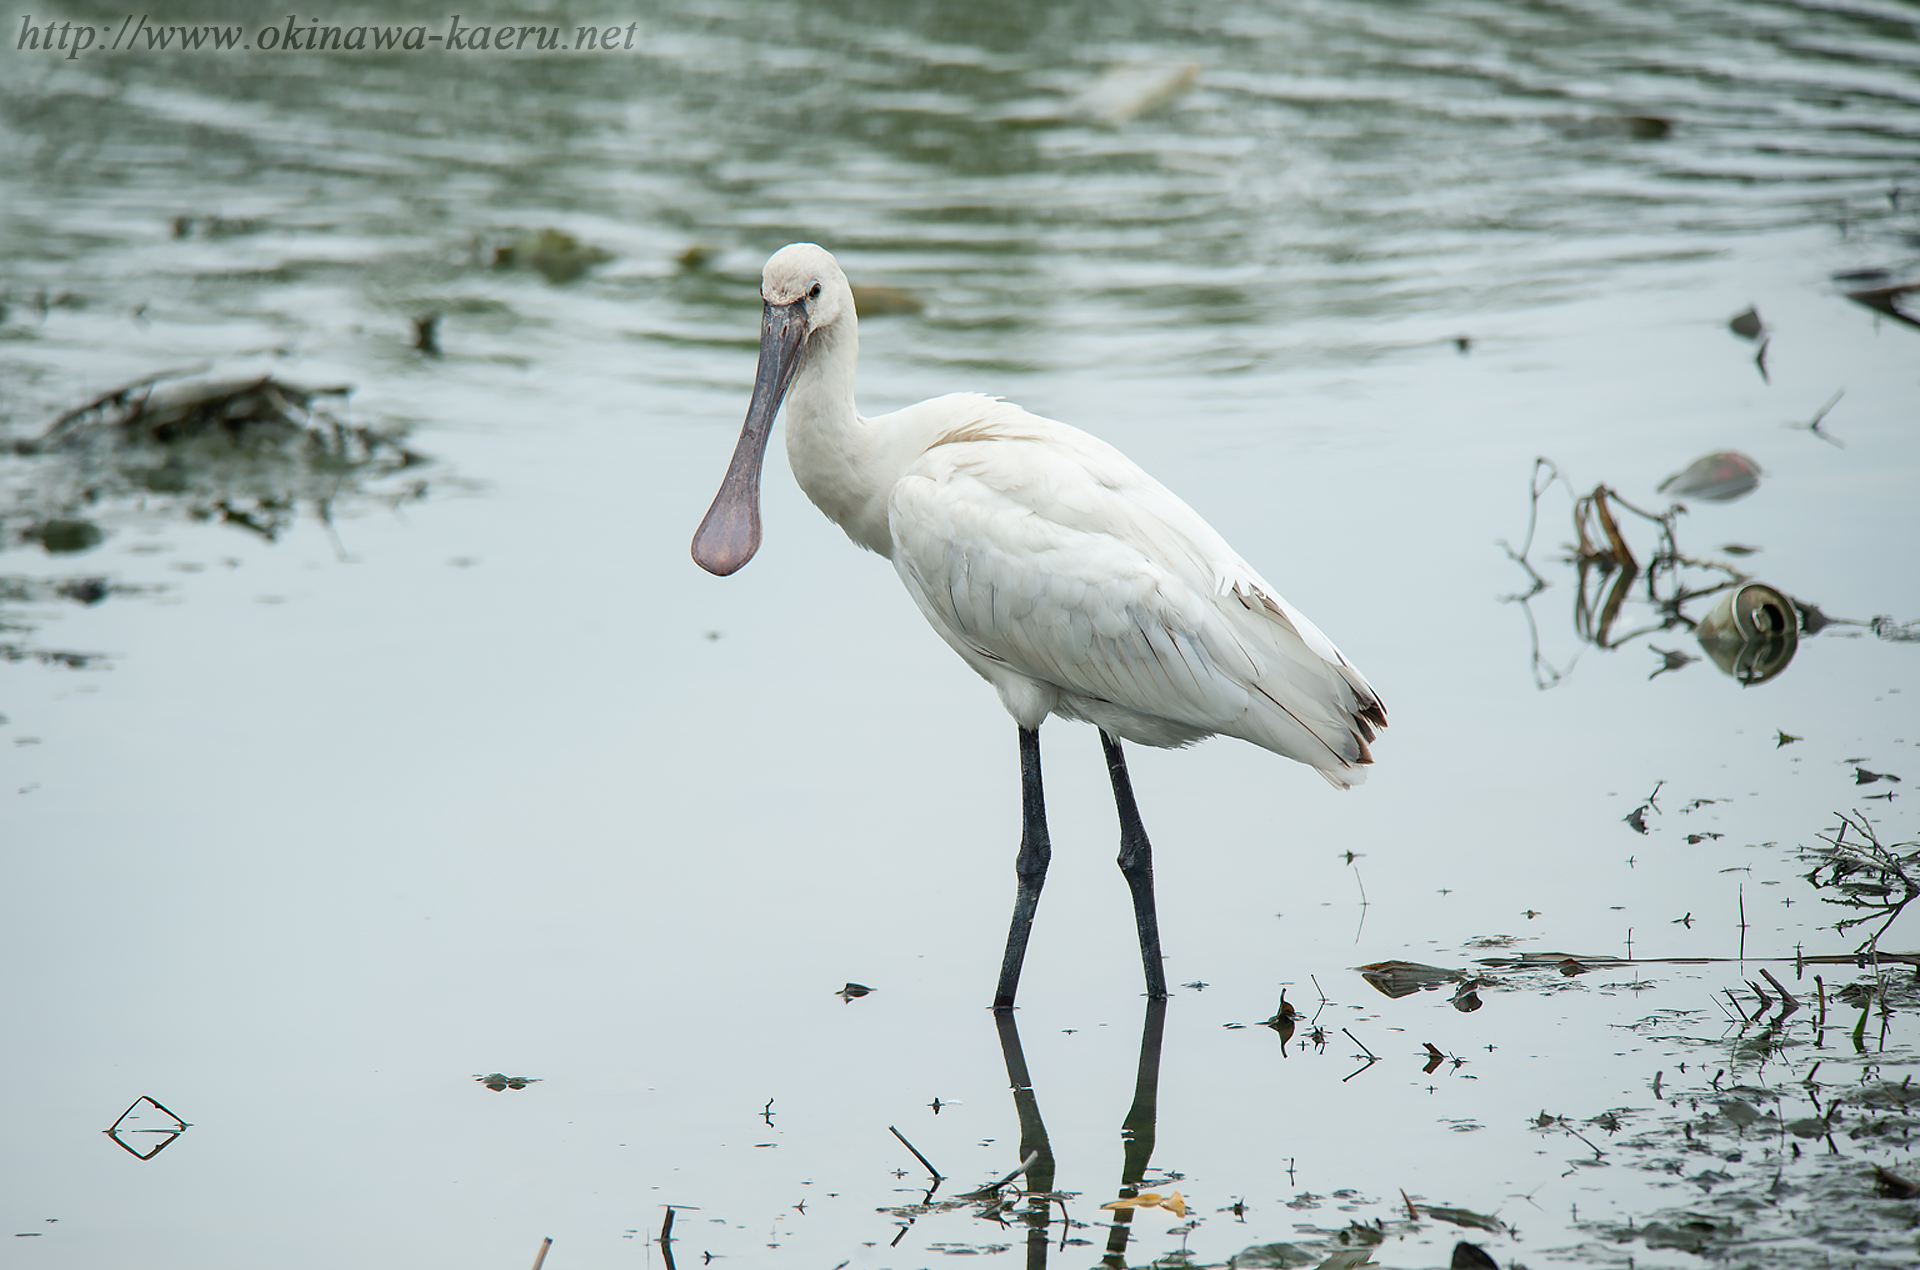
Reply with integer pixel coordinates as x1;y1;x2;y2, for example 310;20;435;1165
691;300;809;575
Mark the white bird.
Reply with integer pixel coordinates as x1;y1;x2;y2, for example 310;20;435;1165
694;243;1386;1009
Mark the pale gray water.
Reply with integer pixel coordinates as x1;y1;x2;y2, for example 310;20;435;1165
3;1;1919;1267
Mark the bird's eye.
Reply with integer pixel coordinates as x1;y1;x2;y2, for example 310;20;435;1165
809;282;822;299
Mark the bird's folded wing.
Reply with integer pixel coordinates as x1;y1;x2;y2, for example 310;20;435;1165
888;423;1382;775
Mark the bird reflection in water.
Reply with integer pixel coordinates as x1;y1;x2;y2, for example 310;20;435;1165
966;1000;1169;1268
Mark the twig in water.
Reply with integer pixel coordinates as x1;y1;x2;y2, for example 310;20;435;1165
1342;1028;1378;1059
1350;863;1370;944
1563;1122;1607;1161
1340;1054;1380;1083
531;1236;553;1270
1803;390;1846;448
1759;968;1799;1017
1739;885;1748;962
961;1149;1041;1199
889;1125;944;1181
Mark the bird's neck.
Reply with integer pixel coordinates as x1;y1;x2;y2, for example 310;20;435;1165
783;318;897;558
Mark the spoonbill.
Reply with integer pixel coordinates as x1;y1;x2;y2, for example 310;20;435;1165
693;243;1386;1009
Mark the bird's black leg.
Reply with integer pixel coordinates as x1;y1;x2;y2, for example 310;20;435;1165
1100;729;1168;1000
993;725;1051;1011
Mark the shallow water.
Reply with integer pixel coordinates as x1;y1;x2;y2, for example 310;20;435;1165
3;1;1919;1267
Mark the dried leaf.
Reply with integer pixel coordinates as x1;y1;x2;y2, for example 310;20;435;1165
1315;1251;1379;1270
1101;1190;1187;1217
1656;450;1763;502
1421;1205;1507;1233
1451;1242;1499;1270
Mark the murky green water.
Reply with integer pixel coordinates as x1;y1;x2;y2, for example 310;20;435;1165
3;2;1919;1266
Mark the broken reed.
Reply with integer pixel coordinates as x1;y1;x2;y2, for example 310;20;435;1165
1799;810;1920;957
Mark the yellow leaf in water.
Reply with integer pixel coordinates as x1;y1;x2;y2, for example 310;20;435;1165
1099;1191;1188;1218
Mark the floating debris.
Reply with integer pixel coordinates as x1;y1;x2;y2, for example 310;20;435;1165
171;214;258;239
21;518;103;554
473;1073;541;1092
1873;615;1920;642
1230;1245;1341;1269
1647;645;1697;679
103;1095;189;1160
1496;458;1908;690
1656;450;1763;503
490;228;612;284
1557;114;1673;140
1416;1205;1506;1234
1728;307;1764;340
1312;1250;1380;1270
1357;961;1464;999
1695;582;1798;685
0;373;441;667
6;372;430;545
56;578;109;604
1843;281;1920;332
1063;62;1200;126
1638;1214;1738;1254
850;284;924;317
34;373;336;451
1794;389;1847;448
1624;781;1663;834
1001;63;1202;126
1873;1165;1920;1198
411;312;442;356
1101;1190;1187;1218
835;982;873;1003
1262;993;1298;1050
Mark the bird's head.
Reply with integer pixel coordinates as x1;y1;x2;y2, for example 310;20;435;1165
691;243;851;576
761;242;853;334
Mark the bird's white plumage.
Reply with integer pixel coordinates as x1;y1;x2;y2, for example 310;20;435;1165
763;244;1385;787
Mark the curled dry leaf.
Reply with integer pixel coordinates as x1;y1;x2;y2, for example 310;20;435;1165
1101;1190;1187;1218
